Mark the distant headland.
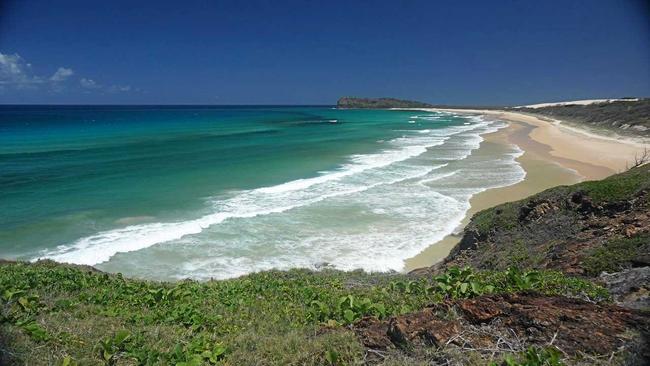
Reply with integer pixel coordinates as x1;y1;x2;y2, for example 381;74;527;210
336;97;433;109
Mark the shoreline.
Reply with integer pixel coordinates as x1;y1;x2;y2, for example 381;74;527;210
403;109;650;271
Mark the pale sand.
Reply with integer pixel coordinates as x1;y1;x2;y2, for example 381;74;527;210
431;109;650;177
403;109;650;271
518;98;639;109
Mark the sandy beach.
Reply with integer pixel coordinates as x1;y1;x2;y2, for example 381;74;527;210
404;109;650;270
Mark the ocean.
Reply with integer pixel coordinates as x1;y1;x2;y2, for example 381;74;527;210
0;105;524;280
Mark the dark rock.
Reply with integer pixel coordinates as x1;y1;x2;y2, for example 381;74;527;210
571;191;585;204
449;229;483;258
579;196;596;213
386;308;461;347
631;255;650;267
518;200;557;222
603;201;632;214
600;267;650;310
355;317;392;349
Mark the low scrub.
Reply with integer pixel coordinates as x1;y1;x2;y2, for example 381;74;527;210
0;261;608;365
491;347;564;366
582;234;650;276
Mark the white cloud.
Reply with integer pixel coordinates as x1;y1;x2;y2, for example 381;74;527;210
50;67;74;82
108;85;132;93
80;78;100;89
82;79;133;94
1;52;137;94
0;52;77;91
0;52;43;88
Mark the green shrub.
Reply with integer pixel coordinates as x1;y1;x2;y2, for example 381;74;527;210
479;268;609;302
580;167;648;203
433;266;494;299
472;203;519;234
95;330;132;365
491;346;564;366
582;234;649;276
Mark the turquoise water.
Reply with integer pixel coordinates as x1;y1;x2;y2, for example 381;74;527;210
0;106;524;280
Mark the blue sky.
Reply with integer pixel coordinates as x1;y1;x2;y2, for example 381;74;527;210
0;0;648;105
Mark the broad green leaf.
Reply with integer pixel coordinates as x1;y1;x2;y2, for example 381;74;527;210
18;296;30;310
343;309;355;323
325;350;339;365
114;329;131;345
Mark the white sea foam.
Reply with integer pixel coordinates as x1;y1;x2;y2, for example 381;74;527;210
418;170;459;185
257;143;436;194
38;114;526;280
38;126;454;266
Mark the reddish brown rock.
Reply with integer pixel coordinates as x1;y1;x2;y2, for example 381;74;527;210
386;308;461;347
354;293;649;358
456;293;646;355
355;316;392;349
458;296;508;323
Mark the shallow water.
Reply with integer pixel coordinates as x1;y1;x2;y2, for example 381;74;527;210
0;106;524;280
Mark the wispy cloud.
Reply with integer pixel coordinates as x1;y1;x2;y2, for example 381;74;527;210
108;85;132;93
0;51;136;94
80;77;133;94
80;78;100;89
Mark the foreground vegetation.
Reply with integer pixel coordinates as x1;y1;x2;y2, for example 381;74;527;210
0;260;608;365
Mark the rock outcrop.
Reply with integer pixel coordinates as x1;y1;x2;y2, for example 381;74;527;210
601;267;650;310
355;293;649;362
443;165;650;307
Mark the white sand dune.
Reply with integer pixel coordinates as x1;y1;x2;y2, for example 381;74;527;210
516;98;639;109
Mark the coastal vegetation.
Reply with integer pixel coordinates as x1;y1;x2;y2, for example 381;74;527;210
0;261;607;365
445;164;650;279
515;98;650;137
336;97;433;109
1;159;648;366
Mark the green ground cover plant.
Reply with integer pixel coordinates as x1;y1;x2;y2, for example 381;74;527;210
0;261;608;365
